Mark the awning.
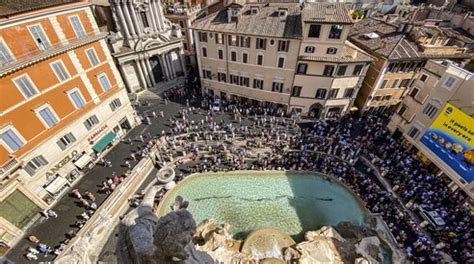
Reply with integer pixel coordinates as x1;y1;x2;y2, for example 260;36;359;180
73;153;93;169
92;131;116;153
45;177;69;195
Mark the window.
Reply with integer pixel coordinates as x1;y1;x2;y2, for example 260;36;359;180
140;12;150;28
86;48;100;66
109;98;122;111
391;79;399;88
0;41;14;66
14;75;38;99
409;87;419;98
381;79;388;89
228;35;239;46
315;88;327;99
253;78;263;89
278;40;289;52
216;33;224;44
344;88;355;98
386;63;396;73
57;132;76;150
398;104;408;116
199;32;207;42
382;95;392;101
291;86;302;97
442;76;457;90
202;47;207;57
230;74;239;84
297;63;307;74
24;155;49;176
38;106;59;127
84;115;99;130
399;78;411;88
218;72;227;82
251;7;259;14
69;15;87;38
328;89;339;98
329;25;343;39
239;76;249;87
272;82;283;93
419;73;428;82
1;128;24;152
51;60;70;82
231;51;237;62
277;57;285;68
353;64;364;75
323;65;334;76
242;52;248;63
69;89;85;109
336;65;347;76
372;96;381;101
29;24;51;50
408;126;420;139
202;70;212;80
98;73;111;91
305;46;315;53
327;47;337;54
308;24;321;38
423;103;439;118
240;36;251;48
257;54;264;65
256;38;266;50
218;49;223;60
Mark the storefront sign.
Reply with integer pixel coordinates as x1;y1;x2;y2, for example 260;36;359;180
420;103;474;182
88;124;108;144
45;150;78;178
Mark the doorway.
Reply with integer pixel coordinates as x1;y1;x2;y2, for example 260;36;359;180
149;56;163;82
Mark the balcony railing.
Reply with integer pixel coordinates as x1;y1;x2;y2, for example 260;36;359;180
164;3;202;15
0;30;107;77
0;157;22;180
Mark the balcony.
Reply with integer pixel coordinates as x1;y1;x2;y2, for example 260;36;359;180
164;3;202;16
0;30;107;77
0;158;22;180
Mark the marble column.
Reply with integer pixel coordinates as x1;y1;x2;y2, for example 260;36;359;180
139;58;152;88
123;3;137;37
167;53;176;79
116;3;130;38
178;48;186;76
145;55;156;85
128;3;142;36
152;0;164;31
147;6;159;32
135;60;148;89
149;0;161;31
159;55;170;81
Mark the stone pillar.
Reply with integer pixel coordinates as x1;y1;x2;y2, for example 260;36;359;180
127;3;141;36
145;55;156;86
178;48;187;76
149;0;161;31
139;57;152;88
167;53;176;79
152;0;165;31
135;59;148;89
123;3;137;37
159;55;170;81
147;5;159;32
116;3;131;38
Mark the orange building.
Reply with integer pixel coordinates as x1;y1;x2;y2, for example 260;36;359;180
0;0;137;249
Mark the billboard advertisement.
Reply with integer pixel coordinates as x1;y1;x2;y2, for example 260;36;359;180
420;103;474;182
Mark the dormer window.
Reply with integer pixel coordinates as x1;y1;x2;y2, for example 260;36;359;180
278;8;288;18
228;7;240;22
251;7;259;15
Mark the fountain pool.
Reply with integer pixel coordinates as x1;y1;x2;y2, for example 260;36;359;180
158;171;369;240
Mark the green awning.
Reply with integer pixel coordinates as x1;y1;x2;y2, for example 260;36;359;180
92;131;116;153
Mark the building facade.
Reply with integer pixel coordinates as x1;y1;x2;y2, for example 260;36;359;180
108;0;187;93
0;0;137;250
192;2;372;117
387;60;474;197
349;16;472;114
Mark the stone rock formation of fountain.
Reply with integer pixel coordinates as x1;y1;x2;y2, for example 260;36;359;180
118;186;406;264
156;166;176;190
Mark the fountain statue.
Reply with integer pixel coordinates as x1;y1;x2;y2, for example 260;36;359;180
117;186;214;264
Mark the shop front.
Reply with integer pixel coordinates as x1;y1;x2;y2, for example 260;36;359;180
0;190;41;230
92;131;117;154
44;175;70;198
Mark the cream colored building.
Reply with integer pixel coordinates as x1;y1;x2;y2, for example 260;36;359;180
387;60;474;198
191;1;372;117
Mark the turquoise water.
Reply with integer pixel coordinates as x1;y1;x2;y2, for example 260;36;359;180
159;172;368;240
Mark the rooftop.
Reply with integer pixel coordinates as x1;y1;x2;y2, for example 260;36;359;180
0;0;80;18
192;2;353;38
300;41;374;63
